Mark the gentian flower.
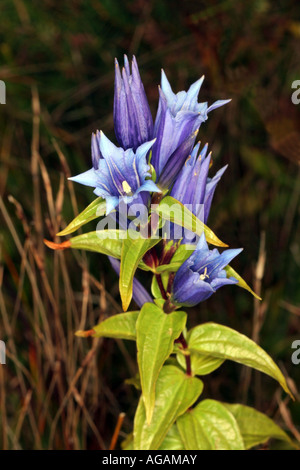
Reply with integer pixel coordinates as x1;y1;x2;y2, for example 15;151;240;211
172;234;242;307
167;142;227;244
108;257;153;308
114;55;153;151
151;70;230;179
157;129;198;190
171;141;227;234
69;131;160;214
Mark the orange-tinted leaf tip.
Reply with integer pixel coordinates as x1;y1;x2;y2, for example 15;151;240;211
44;239;71;250
75;329;95;338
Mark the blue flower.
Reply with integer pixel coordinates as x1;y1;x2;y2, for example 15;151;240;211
114;55;154;151
172;234;242;307
157;130;198;190
69;131;160;214
170;142;227;241
151;70;230;179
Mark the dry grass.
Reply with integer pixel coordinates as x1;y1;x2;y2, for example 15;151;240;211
0;89;135;449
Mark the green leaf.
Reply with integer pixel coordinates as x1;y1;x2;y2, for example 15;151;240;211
153;298;165;309
225;265;261;300
151;272;169;300
177;399;245;450
154;244;197;274
153;196;227;247
151;275;162;299
69;230;125;258
120;232;160;311
136;303;187;424
121;433;134;450
177;351;224;376
155;262;182;273
158;425;185;450
170;243;196;263
92;311;139;340
223;403;294;449
133;365;203;450
187;322;293;398
57;198;106;236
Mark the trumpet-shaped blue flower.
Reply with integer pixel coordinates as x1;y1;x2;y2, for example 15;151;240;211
172;234;242;307
171;141;227;221
114;55;154;151
167;142;227;244
157;129;198;190
69;131;160;214
151;70;230;178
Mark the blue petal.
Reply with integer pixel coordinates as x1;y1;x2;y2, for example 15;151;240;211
158;130;198;190
99;130;119;157
105;196;120;215
204;164;228;223
161;69;175;106
211;276;238;290
183;76;204;110
196;232;209;251
91;132;102;169
138;179;161;194
207;248;243;279
173;268;214;306
207;99;231;113
135;138;156;161
68;168;98;188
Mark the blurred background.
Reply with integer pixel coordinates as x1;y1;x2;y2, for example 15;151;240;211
0;0;300;450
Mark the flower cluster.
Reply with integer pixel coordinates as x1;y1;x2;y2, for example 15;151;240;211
70;55;241;307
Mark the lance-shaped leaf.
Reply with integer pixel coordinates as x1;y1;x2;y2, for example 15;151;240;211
120;231;160;311
57;198;106;236
133;365;203;450
77;311;139;341
70;229;126;258
223;403;294;450
177;399;245;450
225;265;261;300
136;303;187;424
187;322;293;398
155;262;182;273
152;196;227;247
44;229;125;259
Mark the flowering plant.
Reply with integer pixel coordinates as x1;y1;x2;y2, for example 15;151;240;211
46;56;294;450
